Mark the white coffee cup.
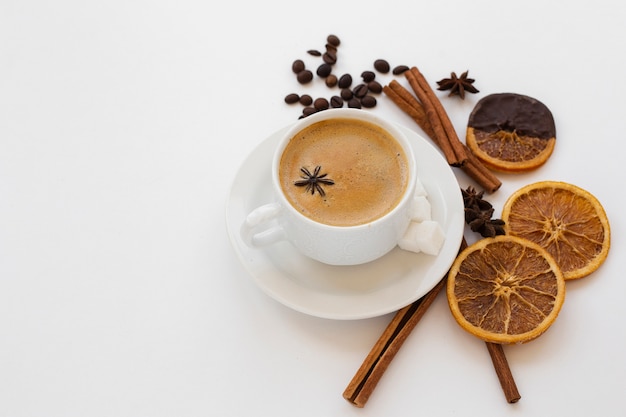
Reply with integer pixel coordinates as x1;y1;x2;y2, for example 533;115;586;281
240;108;418;266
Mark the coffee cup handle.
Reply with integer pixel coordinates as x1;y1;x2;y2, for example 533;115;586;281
240;202;287;247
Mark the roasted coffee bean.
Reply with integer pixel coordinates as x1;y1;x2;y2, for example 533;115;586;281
367;80;383;94
297;69;314;84
340;88;353;100
361;71;376;83
292;59;305;74
330;96;344;108
327;34;341;47
348;98;362;109
286;35;393;118
325;74;338;88
338;74;352;88
314;97;330;110
316;63;332;78
323;51;337;65
284;93;300;104
299;94;313;106
360;95;377;108
302;106;318;117
374;59;390;73
393;65;410;75
353;83;368;98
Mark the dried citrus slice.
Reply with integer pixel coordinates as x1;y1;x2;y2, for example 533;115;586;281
502;181;610;280
466;93;556;172
447;235;565;344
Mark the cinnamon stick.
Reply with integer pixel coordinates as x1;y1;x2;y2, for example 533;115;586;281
343;238;468;408
385;81;436;140
460;144;502;193
486;342;521;403
383;79;501;193
405;67;467;166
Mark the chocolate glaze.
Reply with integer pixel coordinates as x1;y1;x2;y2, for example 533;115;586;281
468;93;556;140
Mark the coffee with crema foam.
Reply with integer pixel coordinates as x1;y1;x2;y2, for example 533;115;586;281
279;118;410;227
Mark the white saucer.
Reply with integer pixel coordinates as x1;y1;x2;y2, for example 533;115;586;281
226;122;465;320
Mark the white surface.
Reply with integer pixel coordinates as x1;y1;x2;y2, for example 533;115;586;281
1;1;624;416
226;124;463;319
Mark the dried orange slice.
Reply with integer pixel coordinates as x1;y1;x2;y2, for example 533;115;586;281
502;181;610;280
466;93;556;172
447;235;565;344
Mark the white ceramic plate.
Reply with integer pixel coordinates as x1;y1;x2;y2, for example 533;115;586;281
226;122;465;320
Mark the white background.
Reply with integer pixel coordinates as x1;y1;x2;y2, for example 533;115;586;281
1;1;624;416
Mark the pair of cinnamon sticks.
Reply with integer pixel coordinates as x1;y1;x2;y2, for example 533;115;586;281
343;239;467;407
384;67;501;194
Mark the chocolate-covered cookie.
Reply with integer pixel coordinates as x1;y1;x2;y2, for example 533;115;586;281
466;93;556;173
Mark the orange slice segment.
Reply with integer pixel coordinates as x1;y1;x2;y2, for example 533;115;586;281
502;181;611;280
466;93;556;173
447;235;566;344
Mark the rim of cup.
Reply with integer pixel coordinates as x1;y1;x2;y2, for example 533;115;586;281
271;108;417;230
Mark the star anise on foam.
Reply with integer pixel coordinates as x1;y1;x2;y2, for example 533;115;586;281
436;70;479;100
294;166;334;197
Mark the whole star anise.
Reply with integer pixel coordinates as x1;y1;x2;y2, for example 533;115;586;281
294;166;334;197
462;186;492;211
461;186;506;238
465;207;505;238
436;70;479;100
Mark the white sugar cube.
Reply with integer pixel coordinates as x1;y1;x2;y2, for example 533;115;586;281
410;195;432;222
398;220;446;256
413;220;445;255
398;221;422;253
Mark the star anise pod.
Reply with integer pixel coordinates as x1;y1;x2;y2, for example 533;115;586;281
465;207;506;238
294;166;334;197
461;186;506;238
462;186;492;211
436;70;479;100
487;218;506;237
465;206;493;229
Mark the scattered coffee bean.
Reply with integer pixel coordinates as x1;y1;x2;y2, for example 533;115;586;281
340;88;353;100
323;51;337;65
361;95;377;108
330;96;344;108
325;74;338;88
297;69;314;84
316;63;332;78
367;80;383;94
314;97;330;110
286;35;411;118
284;93;300;104
292;59;305;74
302;106;317;117
353;83;368;98
393;65;409;75
327;34;341;47
338;74;353;89
374;59;390;73
348;98;362;109
299;94;313;106
361;70;376;83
